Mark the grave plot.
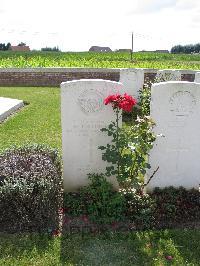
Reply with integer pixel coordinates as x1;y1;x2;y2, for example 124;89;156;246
146;81;200;191
61;79;122;191
0;97;23;122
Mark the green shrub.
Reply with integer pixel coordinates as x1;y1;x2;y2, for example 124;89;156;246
121;188;155;229
63;185;200;230
138;81;151;117
0;144;63;233
64;173;126;225
83;174;125;224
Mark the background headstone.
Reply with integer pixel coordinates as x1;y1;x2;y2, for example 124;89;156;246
155;70;181;83
119;68;144;99
61;79;122;191
146;81;200;191
195;72;200;83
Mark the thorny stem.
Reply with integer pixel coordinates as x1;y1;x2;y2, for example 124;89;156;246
116;107;120;180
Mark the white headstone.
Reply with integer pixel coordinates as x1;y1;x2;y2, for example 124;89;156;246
146;81;200;191
155;70;181;83
61;79;122;191
119;68;144;99
195;72;200;83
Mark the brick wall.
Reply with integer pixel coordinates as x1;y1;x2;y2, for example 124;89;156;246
0;68;197;87
0;69;120;86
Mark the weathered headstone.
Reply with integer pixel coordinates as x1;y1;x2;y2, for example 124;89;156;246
61;79;122;191
195;72;200;83
146;81;200;191
155;70;181;83
119;68;144;99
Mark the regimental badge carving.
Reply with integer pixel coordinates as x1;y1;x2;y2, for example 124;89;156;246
169;91;196;116
78;89;105;114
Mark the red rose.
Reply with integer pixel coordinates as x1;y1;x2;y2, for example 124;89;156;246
104;93;137;112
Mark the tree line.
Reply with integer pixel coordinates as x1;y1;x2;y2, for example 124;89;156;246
0;42;26;51
171;43;200;54
41;46;60;52
0;43;11;51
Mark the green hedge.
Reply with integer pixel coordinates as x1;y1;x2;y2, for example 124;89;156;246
0;144;63;233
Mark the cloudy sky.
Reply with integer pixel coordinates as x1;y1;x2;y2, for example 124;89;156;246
0;0;200;51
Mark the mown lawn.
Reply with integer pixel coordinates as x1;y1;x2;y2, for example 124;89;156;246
0;230;200;266
0;87;61;152
1;88;200;265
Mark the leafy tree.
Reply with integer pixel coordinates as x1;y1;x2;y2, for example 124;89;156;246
171;43;200;54
41;46;61;52
18;42;26;46
0;42;11;51
6;42;11;50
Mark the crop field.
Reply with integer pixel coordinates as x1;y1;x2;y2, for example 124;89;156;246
0;51;200;69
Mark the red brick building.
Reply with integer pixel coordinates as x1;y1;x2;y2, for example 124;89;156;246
10;46;30;52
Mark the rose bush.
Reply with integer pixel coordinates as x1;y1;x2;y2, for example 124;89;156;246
99;93;155;189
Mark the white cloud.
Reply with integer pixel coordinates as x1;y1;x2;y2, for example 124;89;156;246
175;0;199;10
129;0;177;14
0;0;200;51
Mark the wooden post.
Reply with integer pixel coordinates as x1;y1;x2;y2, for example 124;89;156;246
130;32;133;61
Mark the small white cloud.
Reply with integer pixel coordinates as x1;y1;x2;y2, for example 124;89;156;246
129;0;177;14
175;0;199;10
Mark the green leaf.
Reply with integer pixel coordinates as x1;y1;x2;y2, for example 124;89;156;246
98;146;106;150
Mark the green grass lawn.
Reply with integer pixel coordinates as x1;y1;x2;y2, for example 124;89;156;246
0;87;61;152
0;230;200;266
1;87;200;265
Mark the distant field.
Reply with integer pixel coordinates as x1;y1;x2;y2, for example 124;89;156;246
0;51;200;70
